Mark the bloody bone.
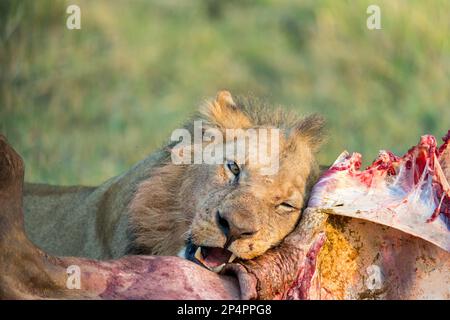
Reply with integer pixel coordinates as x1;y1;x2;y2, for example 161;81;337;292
308;132;450;252
0;135;240;299
299;131;450;299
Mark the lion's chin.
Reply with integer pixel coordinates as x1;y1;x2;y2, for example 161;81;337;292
183;242;237;273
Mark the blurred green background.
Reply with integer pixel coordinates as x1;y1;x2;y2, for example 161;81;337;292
1;0;449;185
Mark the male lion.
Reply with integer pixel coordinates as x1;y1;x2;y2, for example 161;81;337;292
24;91;325;272
15;92;450;299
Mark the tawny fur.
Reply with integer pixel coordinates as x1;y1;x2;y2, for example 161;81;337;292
23;91;325;262
129;91;326;259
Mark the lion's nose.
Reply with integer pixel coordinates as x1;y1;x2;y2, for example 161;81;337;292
217;211;259;247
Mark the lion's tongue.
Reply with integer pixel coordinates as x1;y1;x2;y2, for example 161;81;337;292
202;247;232;268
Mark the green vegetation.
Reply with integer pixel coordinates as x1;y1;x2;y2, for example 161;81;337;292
1;0;449;185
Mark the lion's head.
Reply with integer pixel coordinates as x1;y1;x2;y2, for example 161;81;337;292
129;91;325;272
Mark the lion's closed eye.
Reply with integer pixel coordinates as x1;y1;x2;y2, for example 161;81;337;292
277;202;297;211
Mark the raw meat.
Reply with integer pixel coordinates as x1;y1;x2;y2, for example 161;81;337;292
308;131;450;252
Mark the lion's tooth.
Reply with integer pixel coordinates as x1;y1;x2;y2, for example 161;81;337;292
195;247;203;262
211;263;225;273
228;254;237;263
177;246;187;258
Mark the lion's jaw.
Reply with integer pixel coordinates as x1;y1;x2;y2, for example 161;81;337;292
128;91;324;272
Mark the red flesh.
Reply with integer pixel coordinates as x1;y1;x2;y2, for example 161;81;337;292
309;131;450;252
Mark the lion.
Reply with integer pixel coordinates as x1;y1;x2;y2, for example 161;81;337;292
23;91;325;272
18;91;450;299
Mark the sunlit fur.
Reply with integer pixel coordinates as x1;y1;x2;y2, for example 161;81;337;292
129;91;325;260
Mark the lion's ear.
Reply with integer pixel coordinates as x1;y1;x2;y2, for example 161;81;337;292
200;91;252;129
289;114;326;153
216;90;236;109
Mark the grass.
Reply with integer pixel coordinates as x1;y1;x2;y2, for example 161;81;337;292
1;0;449;185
